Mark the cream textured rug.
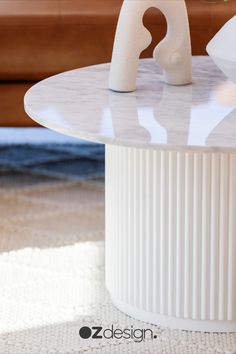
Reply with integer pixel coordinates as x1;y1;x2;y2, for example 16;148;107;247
0;171;236;354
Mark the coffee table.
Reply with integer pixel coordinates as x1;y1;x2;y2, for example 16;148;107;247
24;56;236;332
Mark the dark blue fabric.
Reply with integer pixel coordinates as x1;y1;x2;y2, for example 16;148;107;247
0;144;105;180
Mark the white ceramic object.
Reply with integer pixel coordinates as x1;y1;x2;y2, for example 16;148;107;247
109;0;192;92
24;57;236;332
207;15;236;84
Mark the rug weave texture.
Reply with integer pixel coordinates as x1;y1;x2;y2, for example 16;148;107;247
0;145;236;354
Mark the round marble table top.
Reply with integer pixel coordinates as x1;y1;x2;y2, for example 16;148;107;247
24;56;236;152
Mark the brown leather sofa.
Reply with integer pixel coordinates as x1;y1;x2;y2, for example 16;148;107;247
0;0;236;127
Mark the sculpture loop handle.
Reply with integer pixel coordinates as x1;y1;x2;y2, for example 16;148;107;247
109;0;192;92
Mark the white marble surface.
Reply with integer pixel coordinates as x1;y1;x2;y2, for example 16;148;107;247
24;57;236;152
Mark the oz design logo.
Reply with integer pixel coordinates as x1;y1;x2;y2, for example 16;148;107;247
79;325;158;342
79;327;102;339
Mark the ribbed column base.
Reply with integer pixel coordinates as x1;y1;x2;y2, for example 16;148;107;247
112;298;236;332
105;145;236;332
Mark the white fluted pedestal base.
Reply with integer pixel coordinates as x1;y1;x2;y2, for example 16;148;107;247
105;145;236;332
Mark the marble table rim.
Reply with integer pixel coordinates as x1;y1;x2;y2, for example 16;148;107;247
24;57;236;155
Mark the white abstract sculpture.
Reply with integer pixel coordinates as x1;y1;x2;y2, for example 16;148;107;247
207;15;236;84
109;0;192;92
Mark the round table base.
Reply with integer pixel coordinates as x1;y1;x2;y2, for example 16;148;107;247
105;145;236;332
112;297;236;332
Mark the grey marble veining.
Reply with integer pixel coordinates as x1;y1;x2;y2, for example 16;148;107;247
24;57;236;153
